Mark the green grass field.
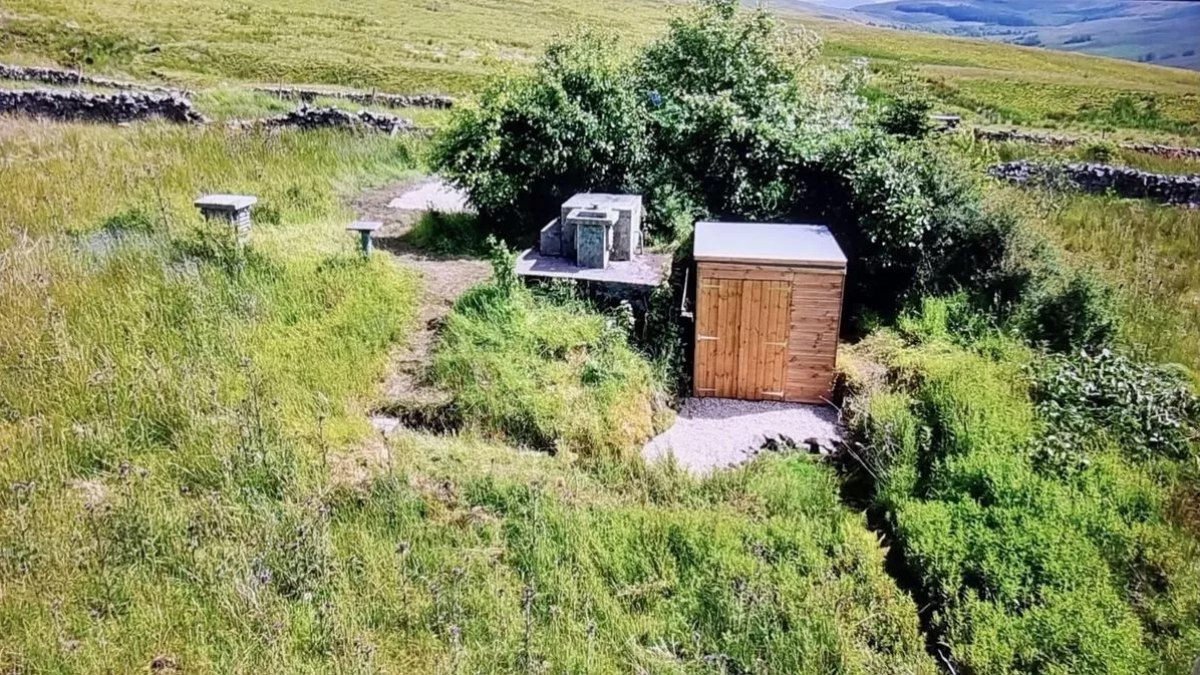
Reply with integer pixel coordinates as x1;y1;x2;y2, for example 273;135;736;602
0;111;931;674
2;1;1199;671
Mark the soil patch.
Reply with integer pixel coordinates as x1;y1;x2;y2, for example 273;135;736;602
351;177;490;413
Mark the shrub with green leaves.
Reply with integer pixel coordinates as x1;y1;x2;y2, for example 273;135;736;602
875;90;935;139
1031;348;1199;461
432;31;646;238
434;0;1037;328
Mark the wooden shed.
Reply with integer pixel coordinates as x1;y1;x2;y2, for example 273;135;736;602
692;222;847;403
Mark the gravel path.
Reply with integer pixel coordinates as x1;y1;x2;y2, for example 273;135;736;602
642;398;842;475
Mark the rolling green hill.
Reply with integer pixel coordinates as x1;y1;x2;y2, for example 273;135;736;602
3;0;1199;138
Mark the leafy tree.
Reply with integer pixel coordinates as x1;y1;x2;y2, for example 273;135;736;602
432;0;1109;341
875;90;934;139
432;32;645;237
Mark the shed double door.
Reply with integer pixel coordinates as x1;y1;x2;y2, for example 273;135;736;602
694;275;792;400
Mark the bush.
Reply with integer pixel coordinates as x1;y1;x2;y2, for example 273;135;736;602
434;0;1120;347
1016;265;1117;352
1081;140;1118;163
845;328;1200;673
875;90;934;139
1031;349;1199;461
431;31;645;239
435;0;1033;330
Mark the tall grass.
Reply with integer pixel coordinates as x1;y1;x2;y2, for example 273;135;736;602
1006;188;1200;376
432;278;663;460
0;118;935;672
843;308;1200;674
0;119;423;671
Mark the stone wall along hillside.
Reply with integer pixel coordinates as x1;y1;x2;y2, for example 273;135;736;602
230;106;416;135
0;63;183;95
989;160;1200;206
974;128;1200;160
0;89;206;124
255;86;454;110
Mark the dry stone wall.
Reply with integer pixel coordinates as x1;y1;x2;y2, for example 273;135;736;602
0;63;182;95
989;160;1200;206
255;86;454;110
974;128;1200;160
231;106;416;135
0;89;206;124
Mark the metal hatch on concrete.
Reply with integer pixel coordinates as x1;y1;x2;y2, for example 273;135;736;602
692;221;847;404
516;192;670;299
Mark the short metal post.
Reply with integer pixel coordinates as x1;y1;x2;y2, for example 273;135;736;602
347;221;382;256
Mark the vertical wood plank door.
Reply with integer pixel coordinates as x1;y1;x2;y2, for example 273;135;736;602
693;277;723;397
757;279;792;399
785;270;845;402
694;275;791;400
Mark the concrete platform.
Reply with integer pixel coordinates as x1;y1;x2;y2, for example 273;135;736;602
515;248;670;287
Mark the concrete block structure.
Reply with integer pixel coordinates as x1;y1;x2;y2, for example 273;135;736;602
558;193;642;261
521;192;667;308
194;194;257;242
566;208;617;269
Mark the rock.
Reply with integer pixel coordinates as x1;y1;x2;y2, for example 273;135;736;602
254;86;454;110
988;159;1200;206
0;88;206;124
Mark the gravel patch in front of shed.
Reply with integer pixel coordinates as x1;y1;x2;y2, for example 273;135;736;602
642;397;842;475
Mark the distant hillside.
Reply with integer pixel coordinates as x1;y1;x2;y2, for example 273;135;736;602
845;0;1200;70
4;0;1199;138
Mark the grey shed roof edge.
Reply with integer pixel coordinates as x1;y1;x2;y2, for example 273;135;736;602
693;221;847;267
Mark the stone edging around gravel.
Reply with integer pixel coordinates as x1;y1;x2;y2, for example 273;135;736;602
989;160;1200;206
974;128;1200;161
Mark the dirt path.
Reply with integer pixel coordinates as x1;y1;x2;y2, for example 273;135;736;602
351;176;490;412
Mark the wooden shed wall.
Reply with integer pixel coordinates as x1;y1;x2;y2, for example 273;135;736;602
784;267;844;403
694;261;844;403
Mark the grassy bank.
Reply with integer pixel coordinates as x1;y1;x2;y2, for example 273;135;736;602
432;276;664;460
842;305;1200;673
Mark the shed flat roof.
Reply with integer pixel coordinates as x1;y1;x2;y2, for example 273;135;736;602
694;222;846;267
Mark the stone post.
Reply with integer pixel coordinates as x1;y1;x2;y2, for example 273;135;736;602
194;194;257;243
